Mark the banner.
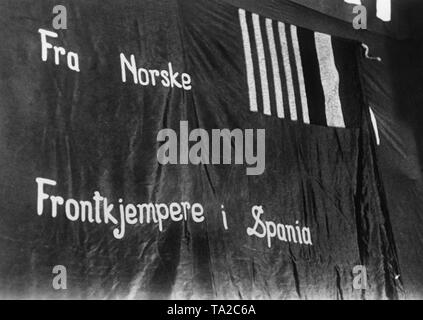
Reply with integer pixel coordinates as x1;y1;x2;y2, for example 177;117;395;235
0;0;415;300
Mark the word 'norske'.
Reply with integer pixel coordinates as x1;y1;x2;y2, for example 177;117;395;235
120;53;192;90
157;121;265;176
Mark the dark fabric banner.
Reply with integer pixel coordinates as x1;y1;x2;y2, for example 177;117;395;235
358;36;423;299
0;0;417;300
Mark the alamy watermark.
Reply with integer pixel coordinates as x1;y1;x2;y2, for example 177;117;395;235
52;265;67;290
350;0;392;30
156;121;266;176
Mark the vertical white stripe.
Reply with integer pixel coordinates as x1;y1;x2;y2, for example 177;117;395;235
369;107;380;145
290;25;309;124
377;0;391;22
252;14;271;116
265;18;284;118
239;9;258;112
314;33;345;128
278;22;297;121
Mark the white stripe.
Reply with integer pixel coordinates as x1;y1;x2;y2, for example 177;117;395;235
377;0;391;22
290;25;309;124
369;107;380;145
344;0;361;4
278;22;297;121
239;9;258;112
314;33;345;128
266;19;284;118
252;14;271;116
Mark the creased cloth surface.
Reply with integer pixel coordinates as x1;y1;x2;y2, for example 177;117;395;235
0;0;405;299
